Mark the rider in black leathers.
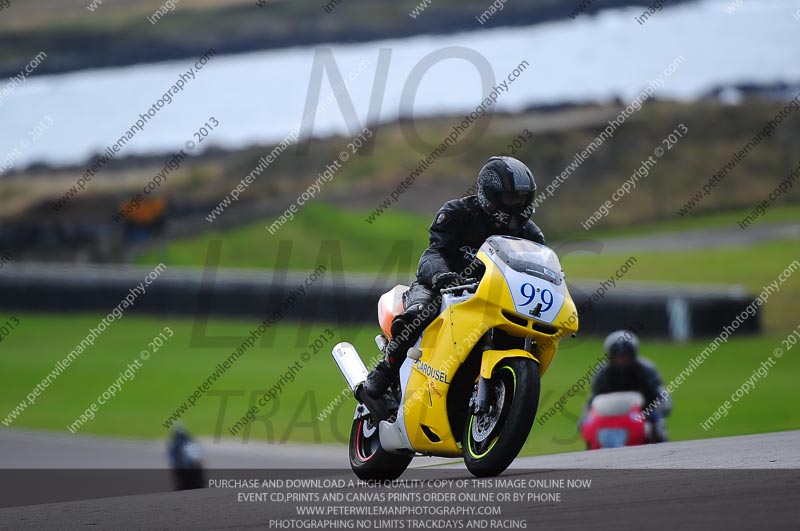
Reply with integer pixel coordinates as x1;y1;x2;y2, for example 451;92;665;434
581;330;672;442
363;156;544;399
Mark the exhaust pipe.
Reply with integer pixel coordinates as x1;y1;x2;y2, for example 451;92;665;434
332;342;369;391
332;342;392;420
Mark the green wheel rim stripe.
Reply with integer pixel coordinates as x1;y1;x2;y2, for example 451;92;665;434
467;365;517;459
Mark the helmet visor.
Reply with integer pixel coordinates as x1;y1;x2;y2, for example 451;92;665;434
611;352;634;368
498;190;534;215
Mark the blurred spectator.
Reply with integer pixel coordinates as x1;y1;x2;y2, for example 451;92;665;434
167;423;205;490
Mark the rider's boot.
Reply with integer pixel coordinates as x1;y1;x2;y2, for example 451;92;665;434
363;316;409;400
363;359;396;399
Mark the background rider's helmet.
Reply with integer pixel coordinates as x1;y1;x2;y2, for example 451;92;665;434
604;330;640;369
476;156;536;230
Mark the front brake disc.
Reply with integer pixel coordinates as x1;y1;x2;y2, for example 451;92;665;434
471;381;505;443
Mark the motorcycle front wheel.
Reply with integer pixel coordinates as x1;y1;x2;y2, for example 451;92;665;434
349;414;412;480
462;358;540;477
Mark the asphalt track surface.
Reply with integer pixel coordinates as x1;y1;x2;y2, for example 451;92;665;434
597;221;800;253
0;430;798;530
0;428;348;469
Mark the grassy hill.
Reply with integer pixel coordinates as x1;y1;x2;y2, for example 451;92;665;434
142;202;430;273
20;99;798;232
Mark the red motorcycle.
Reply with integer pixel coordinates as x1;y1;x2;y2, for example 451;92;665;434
580;392;650;450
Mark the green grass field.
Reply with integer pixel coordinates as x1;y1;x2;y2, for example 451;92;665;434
559;239;799;333
9;204;799;454
581;204;800;240
2;313;797;456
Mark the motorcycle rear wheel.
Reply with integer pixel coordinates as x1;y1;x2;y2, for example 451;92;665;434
349;414;412;480
462;358;540;477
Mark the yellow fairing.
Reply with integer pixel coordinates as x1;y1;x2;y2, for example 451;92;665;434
402;248;579;456
479;349;536;379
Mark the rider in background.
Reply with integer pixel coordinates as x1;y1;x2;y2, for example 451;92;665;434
362;156;544;399
581;330;672;442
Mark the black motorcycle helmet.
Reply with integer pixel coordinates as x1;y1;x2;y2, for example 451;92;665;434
604;330;640;368
476;156;536;230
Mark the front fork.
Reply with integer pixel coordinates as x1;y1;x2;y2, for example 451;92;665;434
472;335;494;416
473;377;492;416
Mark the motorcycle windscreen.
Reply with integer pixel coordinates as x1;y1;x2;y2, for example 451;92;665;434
597;428;629;448
377;285;408;339
483;236;567;324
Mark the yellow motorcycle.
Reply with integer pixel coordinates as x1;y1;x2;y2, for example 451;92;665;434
332;236;578;479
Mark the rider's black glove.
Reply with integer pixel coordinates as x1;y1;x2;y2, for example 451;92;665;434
432;271;461;292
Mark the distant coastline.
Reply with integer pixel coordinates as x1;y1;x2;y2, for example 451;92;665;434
0;0;695;79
